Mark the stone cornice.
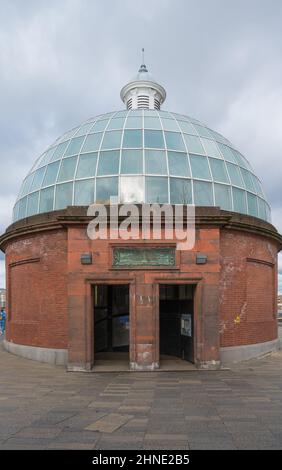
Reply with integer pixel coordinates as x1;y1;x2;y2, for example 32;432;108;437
0;206;281;252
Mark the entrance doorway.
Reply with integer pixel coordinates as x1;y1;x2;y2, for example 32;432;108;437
93;285;130;367
159;284;194;363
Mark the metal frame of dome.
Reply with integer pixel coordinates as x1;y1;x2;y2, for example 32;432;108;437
13;109;271;224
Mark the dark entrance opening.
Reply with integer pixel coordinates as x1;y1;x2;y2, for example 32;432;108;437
159;284;194;363
94;285;130;355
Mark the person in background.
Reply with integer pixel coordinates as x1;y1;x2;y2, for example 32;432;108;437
0;308;6;335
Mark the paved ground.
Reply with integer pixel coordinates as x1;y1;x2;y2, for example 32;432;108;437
0;336;282;450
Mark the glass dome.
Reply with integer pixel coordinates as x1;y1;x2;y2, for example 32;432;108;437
13;109;271;223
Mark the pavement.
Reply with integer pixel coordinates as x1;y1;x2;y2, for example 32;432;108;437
0;333;281;450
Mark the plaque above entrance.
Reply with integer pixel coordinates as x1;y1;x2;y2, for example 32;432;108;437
113;247;175;267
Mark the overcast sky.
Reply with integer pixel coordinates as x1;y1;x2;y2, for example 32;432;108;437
0;0;281;292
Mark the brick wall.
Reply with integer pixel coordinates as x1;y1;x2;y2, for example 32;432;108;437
5;229;68;349
219;230;278;347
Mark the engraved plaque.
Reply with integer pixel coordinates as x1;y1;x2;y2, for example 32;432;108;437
113;247;175;267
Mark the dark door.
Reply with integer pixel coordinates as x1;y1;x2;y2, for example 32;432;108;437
94;285;129;353
159;284;194;362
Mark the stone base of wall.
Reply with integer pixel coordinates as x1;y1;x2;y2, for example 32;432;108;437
3;340;68;365
220;338;279;364
130;361;160;371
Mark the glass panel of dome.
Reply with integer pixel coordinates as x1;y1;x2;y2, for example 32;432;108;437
190;154;212;180
57;156;78;183
226;162;244;187
76;152;98;179
21;173;35;197
90;120;109;133
168;151;190;177
214;184;231;211
82;133;103;153
201;138;222;158
193;181;213;206
120;176;144;203
101;131;122;150
144;117;162;129
177;120;197;135
183;134;205;154
125;116;142;128
39;186;54;213
122;130;143;148
252;176;265;198
42;161;60;187
97;150;120;176
29;167;46;192
165;132;185;151
247;193;258;217
241;169;255;192
265;204;271;222
145;150;167;175
144;130;165;149
120;149;143;174
74;179;95;205
128;109;143;116
26;191;39;217
232;149;252;170
64;136;84;157
158;111;171;117
232;187;247;214
217;143;237;163
55;182;73;210
193;124;213;139
145;177;168;203
257;197;267;220
115;110;128;118
13;202;19;221
74;122;94;137
170;178;192;204
40;147;56;166
51;141;69;161
107;117;125;130
18;197;27;220
209;158;228;183
162;118;179;132
96;177;118;203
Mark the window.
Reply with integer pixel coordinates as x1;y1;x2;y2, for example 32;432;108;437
145;177;168;203
101;131;122;150
18;197;27;219
120;176;144;203
165;132;186;151
76;153;97;179
107;117;125;130
74;179;95;205
209;158;228;183
120;150;143;174
75;122;94;137
226;162;244;187
97;150;120;175
162;118;179;131
144;130;165;149
96;177;118;202
42;161;60;187
144;117;162;129
145;150;167;174
55;182;73;210
26;191;39;217
218;144;237;163
168;152;190;177
183;134;205;154
51;141;69;161
177;120;196;135
125;116;143;128
57;156;78;182
29;167;46;192
193;181;213;205
214;184;231;210
201;138;222;158
122;130;143;148
39;186;54;213
170;178;192;204
241;169;256;192
190;154;211;180
90;120;109;133
232;187;247;214
64;136;84;156
247;193;258;217
82;133;103;152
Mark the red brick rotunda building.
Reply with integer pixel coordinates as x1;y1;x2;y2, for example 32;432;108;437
1;61;281;371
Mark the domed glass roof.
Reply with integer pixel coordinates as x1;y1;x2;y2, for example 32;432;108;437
13;109;271;223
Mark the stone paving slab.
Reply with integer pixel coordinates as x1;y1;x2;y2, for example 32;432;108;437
0;336;282;450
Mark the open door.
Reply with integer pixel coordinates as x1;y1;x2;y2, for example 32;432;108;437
159;284;194;363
